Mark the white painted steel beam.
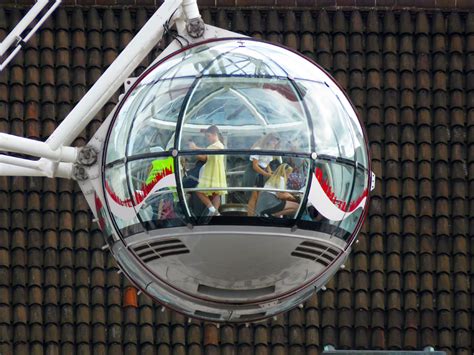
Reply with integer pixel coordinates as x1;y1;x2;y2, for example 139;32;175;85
0;0;49;56
0;161;73;178
45;0;185;150
0;154;41;170
0;133;78;162
0;0;62;71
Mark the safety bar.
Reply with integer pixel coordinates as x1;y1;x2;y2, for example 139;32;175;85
144;186;304;198
183;187;304;194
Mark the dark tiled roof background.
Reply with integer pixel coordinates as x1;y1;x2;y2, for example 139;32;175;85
3;1;474;9
0;6;473;355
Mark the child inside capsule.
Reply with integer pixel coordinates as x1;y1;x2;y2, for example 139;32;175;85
255;163;299;217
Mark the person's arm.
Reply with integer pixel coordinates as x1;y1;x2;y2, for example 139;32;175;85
252;159;271;177
276;192;297;201
276;178;296;201
188;141;207;161
196;154;207;162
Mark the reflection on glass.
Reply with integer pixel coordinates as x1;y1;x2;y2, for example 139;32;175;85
337;166;368;234
104;163;131;208
156;40;330;80
159;41;291;79
104;163;143;232
106;83;151;163
324;79;368;168
159;44;232;79
303;160;369;240
127;157;186;229
240;40;329;82
200;46;287;77
297;80;366;164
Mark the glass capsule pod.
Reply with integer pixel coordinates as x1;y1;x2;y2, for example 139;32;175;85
100;38;371;322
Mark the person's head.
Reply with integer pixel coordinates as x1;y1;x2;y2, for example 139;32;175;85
251;133;280;150
267;163;293;188
205;125;222;144
260;133;280;150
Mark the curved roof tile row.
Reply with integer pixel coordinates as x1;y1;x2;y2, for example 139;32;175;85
2;0;474;9
0;6;473;355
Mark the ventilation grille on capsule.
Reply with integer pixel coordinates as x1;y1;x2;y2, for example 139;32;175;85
198;284;276;299
132;239;190;263
291;241;340;267
194;310;222;319
239;312;266;320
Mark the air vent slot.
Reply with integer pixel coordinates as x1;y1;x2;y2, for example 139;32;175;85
194;310;221;319
132;238;190;263
239;312;266;320
291;241;340;266
198;284;275;299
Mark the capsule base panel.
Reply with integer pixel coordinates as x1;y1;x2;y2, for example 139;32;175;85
110;225;346;322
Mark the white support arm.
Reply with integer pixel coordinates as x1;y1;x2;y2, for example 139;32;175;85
0;154;41;170
0;163;46;177
0;161;72;178
182;0;201;20
0;0;62;71
0;133;77;162
0;0;49;56
46;0;183;151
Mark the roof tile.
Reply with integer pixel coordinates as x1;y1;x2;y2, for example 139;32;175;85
0;7;472;353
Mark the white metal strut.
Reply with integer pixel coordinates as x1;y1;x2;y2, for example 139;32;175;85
0;0;202;178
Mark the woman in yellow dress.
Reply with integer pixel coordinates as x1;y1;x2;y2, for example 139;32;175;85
188;125;227;216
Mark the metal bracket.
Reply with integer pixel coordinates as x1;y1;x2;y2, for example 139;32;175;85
77;146;98;166
370;171;376;191
124;77;138;92
186;17;205;38
72;165;89;181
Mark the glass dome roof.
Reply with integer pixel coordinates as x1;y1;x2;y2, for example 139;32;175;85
103;38;369;241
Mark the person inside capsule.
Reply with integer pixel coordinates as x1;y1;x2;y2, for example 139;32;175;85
187;125;227;217
242;133;281;216
255;163;299;217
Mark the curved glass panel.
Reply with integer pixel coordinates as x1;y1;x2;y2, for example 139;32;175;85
179;77;311;153
237;41;330;82
127;78;195;156
297;80;366;165
159;41;290;79
104;163;144;234
99;38;372;323
106;83;152;163
303;159;369;240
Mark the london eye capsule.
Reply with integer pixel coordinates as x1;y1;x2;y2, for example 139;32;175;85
98;38;372;322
